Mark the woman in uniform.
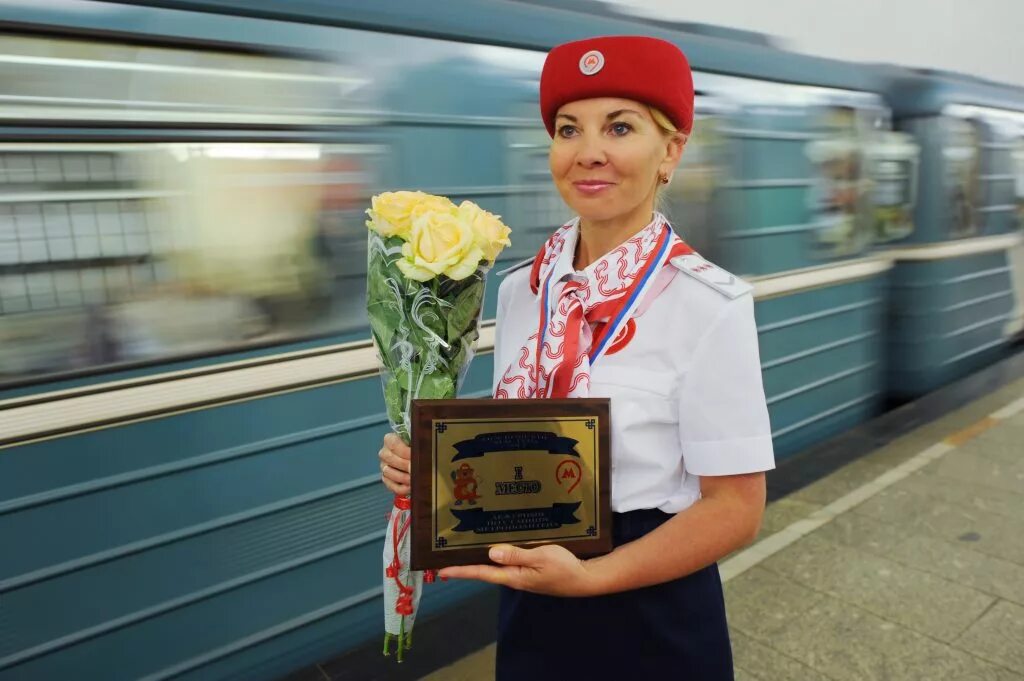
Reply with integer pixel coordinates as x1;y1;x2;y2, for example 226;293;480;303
379;35;774;680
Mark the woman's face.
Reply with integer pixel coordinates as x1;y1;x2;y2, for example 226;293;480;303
549;97;684;223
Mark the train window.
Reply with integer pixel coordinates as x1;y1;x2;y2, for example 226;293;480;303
866;132;919;242
943;117;984;238
805;106;874;257
0;142;381;386
0;30;575;388
0;33;362;126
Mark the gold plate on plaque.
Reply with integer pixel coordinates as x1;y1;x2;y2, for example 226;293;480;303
410;398;611;570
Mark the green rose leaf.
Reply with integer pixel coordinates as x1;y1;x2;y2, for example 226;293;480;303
392;358;424;391
446;279;484;344
383;377;406;432
417;372;455;400
368;297;407;355
448;337;469;378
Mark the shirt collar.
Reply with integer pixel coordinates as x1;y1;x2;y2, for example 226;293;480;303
551;212;667;285
548;218;582;285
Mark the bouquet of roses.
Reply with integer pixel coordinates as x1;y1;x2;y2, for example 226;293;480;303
365;191;510;660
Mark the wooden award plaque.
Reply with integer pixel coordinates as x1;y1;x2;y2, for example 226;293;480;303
409;398;612;570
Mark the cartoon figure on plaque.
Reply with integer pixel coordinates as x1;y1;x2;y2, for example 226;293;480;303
451;462;481;506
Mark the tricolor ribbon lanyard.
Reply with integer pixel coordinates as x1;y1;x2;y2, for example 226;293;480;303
534;224;673;393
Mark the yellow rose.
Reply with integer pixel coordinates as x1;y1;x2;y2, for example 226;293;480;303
366;191;454;239
409;195;459;225
458;201;511;262
396;209;485;282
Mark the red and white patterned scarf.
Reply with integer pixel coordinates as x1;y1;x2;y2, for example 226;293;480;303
495;213;692;399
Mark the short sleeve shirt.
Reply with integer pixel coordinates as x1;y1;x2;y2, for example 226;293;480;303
492;250;776;514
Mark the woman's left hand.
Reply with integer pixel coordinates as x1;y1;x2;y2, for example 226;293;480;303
439;544;604;597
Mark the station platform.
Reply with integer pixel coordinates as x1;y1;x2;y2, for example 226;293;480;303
285;350;1024;681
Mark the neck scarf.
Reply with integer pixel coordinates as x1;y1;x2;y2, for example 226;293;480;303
495;213;692;399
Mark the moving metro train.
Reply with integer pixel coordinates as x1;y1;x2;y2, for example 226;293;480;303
0;1;1022;679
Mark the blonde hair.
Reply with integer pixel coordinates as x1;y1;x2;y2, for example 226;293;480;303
649;106;686;216
649;106;678;134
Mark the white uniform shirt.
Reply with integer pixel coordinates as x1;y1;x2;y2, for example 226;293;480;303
492;229;776;514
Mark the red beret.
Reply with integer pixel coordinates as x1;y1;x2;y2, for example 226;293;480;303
540;36;694;138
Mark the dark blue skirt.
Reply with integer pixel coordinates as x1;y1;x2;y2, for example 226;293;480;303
496;508;734;680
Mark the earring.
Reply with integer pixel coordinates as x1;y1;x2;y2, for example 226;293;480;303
659;173;670;185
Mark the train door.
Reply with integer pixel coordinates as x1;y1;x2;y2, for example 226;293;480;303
1006;133;1024;338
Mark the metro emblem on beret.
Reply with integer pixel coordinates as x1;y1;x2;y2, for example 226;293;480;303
579;50;605;76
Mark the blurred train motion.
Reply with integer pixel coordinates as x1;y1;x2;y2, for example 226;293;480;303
1;1;1022;679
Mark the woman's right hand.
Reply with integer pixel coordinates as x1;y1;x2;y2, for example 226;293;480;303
379;432;412;497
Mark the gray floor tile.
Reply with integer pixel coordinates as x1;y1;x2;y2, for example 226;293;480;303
955;600;1024;674
960;436;1024;467
968;418;1024;462
758;497;822;536
894;470;1024;522
724;566;830;642
768;597;1020;681
925;447;1024;495
816;512;1024;607
759;533;995;642
811;506;913;548
788;458;895;506
734;668;761;681
730;629;835;681
853;484;1024;565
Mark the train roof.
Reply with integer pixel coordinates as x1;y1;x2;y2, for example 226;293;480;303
879;64;1024;116
13;0;1024;113
510;0;783;48
25;0;883;95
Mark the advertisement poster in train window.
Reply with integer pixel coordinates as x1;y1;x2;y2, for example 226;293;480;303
805;107;873;258
944;117;983;238
868;131;919;243
0;142;381;387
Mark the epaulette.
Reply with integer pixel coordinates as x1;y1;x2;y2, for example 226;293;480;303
495;257;534;277
670;254;752;299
